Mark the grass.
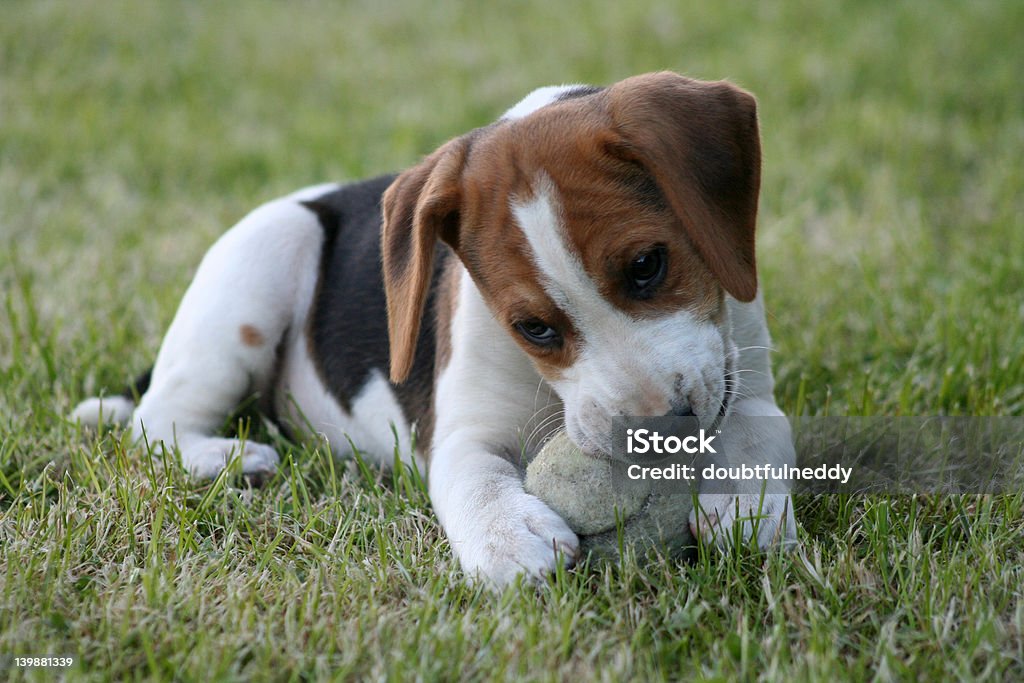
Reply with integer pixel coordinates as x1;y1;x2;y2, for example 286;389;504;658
2;0;1023;680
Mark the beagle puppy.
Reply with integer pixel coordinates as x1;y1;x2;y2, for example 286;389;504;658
73;72;797;586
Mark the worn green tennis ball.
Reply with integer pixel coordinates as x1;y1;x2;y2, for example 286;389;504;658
524;431;696;561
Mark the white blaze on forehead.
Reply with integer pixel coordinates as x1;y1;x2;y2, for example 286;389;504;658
511;176;607;318
501;84;589;120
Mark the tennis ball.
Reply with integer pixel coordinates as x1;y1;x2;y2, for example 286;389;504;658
524;431;696;561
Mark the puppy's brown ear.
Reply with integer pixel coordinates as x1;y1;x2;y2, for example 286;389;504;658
607;72;762;301
381;138;468;383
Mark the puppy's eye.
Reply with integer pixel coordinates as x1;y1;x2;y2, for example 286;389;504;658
514;319;561;347
625;246;667;297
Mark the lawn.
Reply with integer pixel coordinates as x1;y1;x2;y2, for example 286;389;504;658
2;0;1023;680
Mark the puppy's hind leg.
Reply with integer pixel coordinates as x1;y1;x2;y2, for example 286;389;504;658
72;369;152;428
126;188;329;479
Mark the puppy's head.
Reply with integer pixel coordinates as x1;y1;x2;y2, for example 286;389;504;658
382;72;761;455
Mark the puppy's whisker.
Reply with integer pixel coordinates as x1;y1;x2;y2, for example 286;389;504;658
723;373;757;401
724;383;757;403
524;403;564;427
724;368;768;379
521;407;566;449
532;377;556;411
525;413;566;447
734;344;776;354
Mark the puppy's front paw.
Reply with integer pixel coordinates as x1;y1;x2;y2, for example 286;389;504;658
690;492;797;550
453;492;579;588
178;437;280;482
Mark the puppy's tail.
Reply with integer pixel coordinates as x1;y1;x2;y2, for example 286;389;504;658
70;368;152;428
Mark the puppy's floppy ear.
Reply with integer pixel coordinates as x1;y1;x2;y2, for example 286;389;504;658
381;137;468;383
606;72;762;301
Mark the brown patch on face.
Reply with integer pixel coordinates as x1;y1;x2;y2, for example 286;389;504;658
470;248;582;381
491;285;580;383
553;165;725;324
239;324;265;347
